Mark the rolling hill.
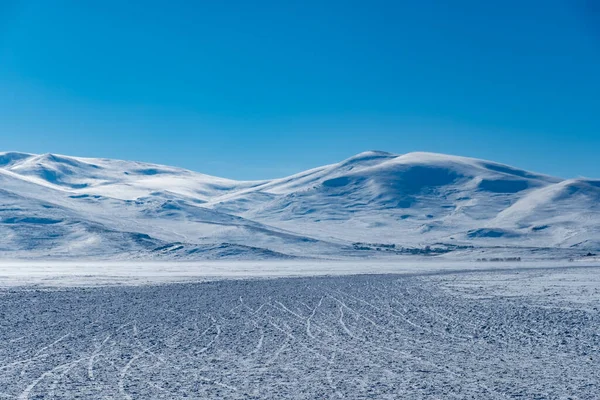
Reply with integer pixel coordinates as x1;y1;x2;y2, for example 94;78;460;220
0;151;597;260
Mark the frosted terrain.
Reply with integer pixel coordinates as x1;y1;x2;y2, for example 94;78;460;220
1;264;599;399
1;151;599;398
1;150;599;260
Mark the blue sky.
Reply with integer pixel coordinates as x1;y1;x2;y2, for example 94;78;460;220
1;0;599;179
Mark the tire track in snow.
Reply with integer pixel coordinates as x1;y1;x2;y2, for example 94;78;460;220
306;297;324;339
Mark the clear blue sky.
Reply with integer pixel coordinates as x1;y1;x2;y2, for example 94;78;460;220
1;0;599;179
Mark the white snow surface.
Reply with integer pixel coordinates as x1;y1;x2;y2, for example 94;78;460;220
1;264;599;399
0;150;598;260
2;259;598;287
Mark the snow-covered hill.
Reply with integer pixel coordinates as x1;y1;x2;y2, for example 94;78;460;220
0;151;597;260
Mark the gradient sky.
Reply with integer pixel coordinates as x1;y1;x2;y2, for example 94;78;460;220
1;0;599;179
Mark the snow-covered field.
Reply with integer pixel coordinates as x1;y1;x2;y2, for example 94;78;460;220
1;263;599;399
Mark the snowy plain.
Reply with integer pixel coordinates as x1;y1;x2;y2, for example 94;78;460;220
0;259;599;287
1;262;599;399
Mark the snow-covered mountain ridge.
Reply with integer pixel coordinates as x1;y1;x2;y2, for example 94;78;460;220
0;150;598;260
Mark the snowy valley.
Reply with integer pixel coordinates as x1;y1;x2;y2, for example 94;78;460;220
2;152;599;399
